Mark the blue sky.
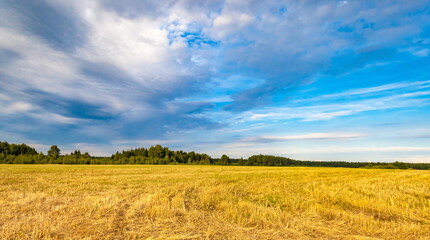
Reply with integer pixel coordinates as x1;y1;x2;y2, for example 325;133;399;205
1;0;430;162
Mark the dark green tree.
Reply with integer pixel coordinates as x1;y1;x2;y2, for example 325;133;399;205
48;145;60;159
221;154;231;165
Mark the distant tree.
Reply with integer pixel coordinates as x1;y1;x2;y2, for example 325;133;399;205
3;141;430;169
238;157;244;166
71;150;82;157
0;141;37;156
201;154;212;165
221;154;231;165
392;161;408;169
48;145;60;159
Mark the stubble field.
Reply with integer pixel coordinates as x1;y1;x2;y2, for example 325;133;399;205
0;165;429;239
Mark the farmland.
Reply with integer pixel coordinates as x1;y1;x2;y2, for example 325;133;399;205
0;165;429;239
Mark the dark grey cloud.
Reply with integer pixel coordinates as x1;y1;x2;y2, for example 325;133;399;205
325;47;399;76
103;101;221;140
1;0;86;52
101;0;174;19
223;79;299;112
0;49;21;67
101;0;225;19
25;90;116;120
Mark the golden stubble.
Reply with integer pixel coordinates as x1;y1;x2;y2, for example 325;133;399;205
0;165;429;239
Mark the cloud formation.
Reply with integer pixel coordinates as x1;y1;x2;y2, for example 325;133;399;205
1;0;430;161
241;132;363;143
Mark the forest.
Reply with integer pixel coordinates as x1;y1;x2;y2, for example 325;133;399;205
1;141;429;169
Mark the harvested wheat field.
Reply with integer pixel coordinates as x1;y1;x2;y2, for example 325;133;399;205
0;165;429;239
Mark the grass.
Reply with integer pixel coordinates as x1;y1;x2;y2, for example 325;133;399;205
0;165;429;239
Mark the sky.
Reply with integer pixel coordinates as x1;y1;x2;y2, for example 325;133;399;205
1;0;430;162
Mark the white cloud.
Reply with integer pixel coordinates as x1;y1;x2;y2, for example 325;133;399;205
302;80;430;101
242;132;364;142
0;26;131;115
287;146;430;154
2;102;34;114
35;113;87;125
0;1;208;129
301;110;355;121
247;81;430;122
414;49;429;57
79;7;175;82
212;12;253;39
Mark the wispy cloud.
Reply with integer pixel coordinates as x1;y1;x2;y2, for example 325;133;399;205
288;146;430;154
298;80;430;102
241;132;363;143
0;0;222;143
1;0;430;161
248;82;430;122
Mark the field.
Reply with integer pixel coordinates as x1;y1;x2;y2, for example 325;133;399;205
0;165;429;239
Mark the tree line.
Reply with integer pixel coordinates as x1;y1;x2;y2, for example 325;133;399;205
0;141;429;169
238;154;430;170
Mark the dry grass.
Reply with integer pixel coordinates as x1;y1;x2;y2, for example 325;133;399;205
0;165;429;239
